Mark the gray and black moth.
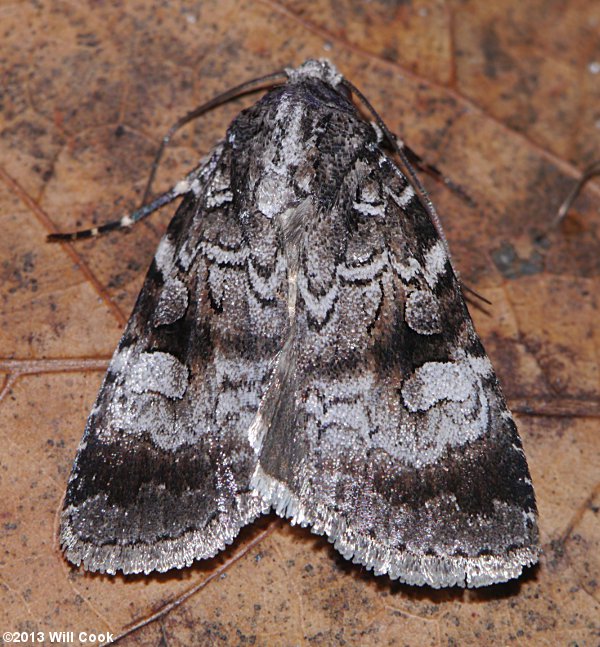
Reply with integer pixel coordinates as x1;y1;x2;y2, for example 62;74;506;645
59;59;539;588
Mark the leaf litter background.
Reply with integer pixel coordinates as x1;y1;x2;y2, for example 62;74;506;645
1;0;599;645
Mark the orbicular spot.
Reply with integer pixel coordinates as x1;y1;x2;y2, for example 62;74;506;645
152;277;189;327
405;290;442;335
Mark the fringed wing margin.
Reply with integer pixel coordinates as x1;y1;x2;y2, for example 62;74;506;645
61;143;289;574
251;135;539;588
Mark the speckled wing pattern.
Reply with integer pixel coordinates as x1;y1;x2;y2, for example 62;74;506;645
61;143;288;574
61;59;539;586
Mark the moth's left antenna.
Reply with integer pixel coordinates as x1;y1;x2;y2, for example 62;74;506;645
140;70;286;206
47;69;287;242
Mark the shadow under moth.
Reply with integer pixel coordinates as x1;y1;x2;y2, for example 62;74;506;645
57;59;539;588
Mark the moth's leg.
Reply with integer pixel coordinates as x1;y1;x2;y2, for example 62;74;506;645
48;70;292;244
47;164;205;242
346;79;482;305
375;128;488;307
550;159;600;228
399;139;490;306
392;136;475;207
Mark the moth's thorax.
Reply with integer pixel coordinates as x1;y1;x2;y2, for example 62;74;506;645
227;77;372;220
285;59;343;88
230;73;358;141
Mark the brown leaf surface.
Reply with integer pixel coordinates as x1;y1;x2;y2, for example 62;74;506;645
1;0;599;644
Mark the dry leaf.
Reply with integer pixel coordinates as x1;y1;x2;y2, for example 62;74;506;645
1;0;599;644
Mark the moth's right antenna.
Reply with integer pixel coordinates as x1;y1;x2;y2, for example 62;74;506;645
340;77;490;307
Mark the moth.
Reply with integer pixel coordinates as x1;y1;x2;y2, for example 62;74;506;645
57;59;539;588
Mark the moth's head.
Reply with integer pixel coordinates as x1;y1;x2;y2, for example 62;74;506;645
285;59;343;89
